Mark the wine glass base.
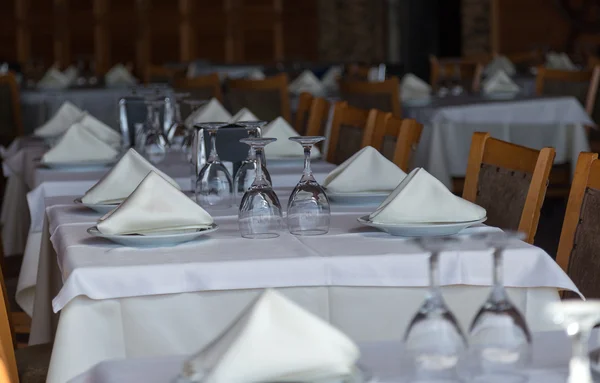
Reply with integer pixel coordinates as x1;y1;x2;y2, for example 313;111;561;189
289;228;329;236
241;232;280;240
469;372;528;383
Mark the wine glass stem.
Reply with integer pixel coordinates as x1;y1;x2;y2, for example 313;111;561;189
208;131;219;163
491;248;508;302
569;329;593;383
174;103;182;124
253;147;269;188
303;145;313;178
429;252;443;304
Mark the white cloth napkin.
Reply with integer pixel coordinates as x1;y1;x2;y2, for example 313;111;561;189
482;70;520;94
179;289;360;383
37;67;70;89
97;171;213;235
77;115;121;148
246;69;266;80
63;66;78;86
484;56;516;77
34;101;85;138
369;168;487;224
82;148;179;204
229;108;259;123
546;52;577;70
289;70;326;95
105;64;137;87
41;125;119;164
400;73;431;100
321;66;342;90
262;117;320;159
323;146;406;193
184;98;232;128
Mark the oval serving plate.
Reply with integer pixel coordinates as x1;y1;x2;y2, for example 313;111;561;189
87;224;219;247
40;159;115;171
357;215;487;237
74;198;120;214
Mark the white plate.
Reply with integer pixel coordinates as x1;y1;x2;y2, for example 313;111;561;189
357;215;487;237
87;224;219;247
483;91;519;100
40;159;115;170
327;191;389;205
74;198;119;214
403;97;432;107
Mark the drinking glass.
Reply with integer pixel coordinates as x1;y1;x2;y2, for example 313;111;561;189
142;99;169;164
404;237;467;382
286;136;330;236
466;231;532;383
238;137;283;239
185;100;208;189
167;92;191;149
547;300;600;383
195;122;233;209
233;120;272;204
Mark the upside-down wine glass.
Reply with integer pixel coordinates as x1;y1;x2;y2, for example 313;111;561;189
167;92;191;148
286;136;330;235
185;100;208;189
195;122;233;209
238;137;283;239
233;120;272;204
404;236;467;382
466;231;532;383
142;99;169;164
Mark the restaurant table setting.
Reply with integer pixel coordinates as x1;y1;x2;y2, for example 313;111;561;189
399;74;432;106
184;98;232;127
33;101;86;138
104;64;138;87
481;69;521;99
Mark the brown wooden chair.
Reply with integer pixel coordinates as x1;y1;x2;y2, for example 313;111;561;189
556;152;600;299
173;73;223;103
294;92;331;139
589;56;600;69
227;74;291;122
144;65;185;85
0;358;12;383
0;73;23;142
343;64;372;81
429;56;484;93
497;50;544;66
339;77;401;117
293;92;314;135
326;102;378;165
371;113;423;172
463;132;555;244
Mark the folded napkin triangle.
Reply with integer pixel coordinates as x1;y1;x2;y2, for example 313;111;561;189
484;56;516;77
323;146;406;193
229;108;259;123
546;52;577;70
34;101;85;138
262;117;321;159
400;73;431;100
181;289;360;383
105;64;137;87
97;171;212;235
37;67;70;89
321;66;342;89
63;66;78;86
78;115;121;148
41;125;118;164
369;168;486;224
289;70;325;95
82;148;180;204
246;69;266;80
185;98;232;127
483;69;520;94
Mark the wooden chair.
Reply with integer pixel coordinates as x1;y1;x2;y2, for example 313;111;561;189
339;77;401;117
589;56;600;69
173;73;223;103
326;102;378;165
227;74;291;122
144;65;185;85
429;56;484;93
535;66;600;117
293;92;314;135
344;64;372;81
0;73;23;142
371;113;423;172
497;50;544;66
556;152;600;299
0;358;11;383
463;132;555;244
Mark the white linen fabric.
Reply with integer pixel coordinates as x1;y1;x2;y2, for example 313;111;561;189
82;149;180;204
246;69;266;80
482;70;520;94
41;126;118;164
369;168;486;224
321;66;342;90
37;67;70;90
288;70;325;96
228;108;259;123
77;115;121;148
97;172;213;235
323;146;406;193
262;117;321;159
105;64;137;87
400;74;431;100
34;101;85;138
484;56;516;77
184;98;232;127
182;290;359;383
546;52;577;70
63;66;78;86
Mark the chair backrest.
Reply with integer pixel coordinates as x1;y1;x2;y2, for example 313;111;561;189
0;244;18;383
589;56;600;69
293;92;314;135
371;113;423;172
0;73;23;142
429;56;484;93
535;66;600;117
0;358;13;383
227;74;291;122
497;50;544;66
343;64;371;81
326;101;378;165
173;73;223;103
463;132;555;244
556;152;600;298
339;77;401;117
144;65;185;85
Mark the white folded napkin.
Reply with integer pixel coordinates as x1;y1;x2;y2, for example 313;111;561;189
105;64;137;87
77;115;121;148
482;70;520;94
323;146;406;193
484;56;516;77
288;70;326;95
63;66;78;86
180;289;360;383
34;101;86;138
229;108;259;123
400;73;431;100
262;117;320;159
246;69;266;80
82;148;179;204
546;52;577;70
321;66;342;90
37;67;70;89
369;168;486;224
41;125;119;164
97;171;213;235
184;98;232;128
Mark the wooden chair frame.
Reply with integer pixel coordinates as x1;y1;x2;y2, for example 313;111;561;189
339;77;401;117
0;73;23;138
228;73;291;122
326;101;377;164
371;113;424;172
589;56;600;69
293;92;314;134
429;56;484;93
144;65;185;85
173;73;223;102
463;132;555;244
304;97;331;137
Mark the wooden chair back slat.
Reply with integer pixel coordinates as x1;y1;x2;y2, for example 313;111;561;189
293;92;313;134
371;113;423;172
305;97;331;138
227;74;291;122
326;102;377;164
535;66;600;117
173;73;223;103
339;77;401;117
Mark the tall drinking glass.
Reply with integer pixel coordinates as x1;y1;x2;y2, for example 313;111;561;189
195;122;233;209
167;92;191;148
185;100;208;189
233;120;272;204
142;99;169;164
238;137;283;239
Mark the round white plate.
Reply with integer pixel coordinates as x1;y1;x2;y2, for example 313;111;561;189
327;191;389;205
87;224;219;247
403;97;432;107
483;91;519;100
40;159;115;170
74;198;119;214
357;215;487;237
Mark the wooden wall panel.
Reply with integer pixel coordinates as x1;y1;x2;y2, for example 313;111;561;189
0;0;17;62
28;0;55;66
67;0;95;67
282;0;318;62
104;0;137;71
149;0;180;64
